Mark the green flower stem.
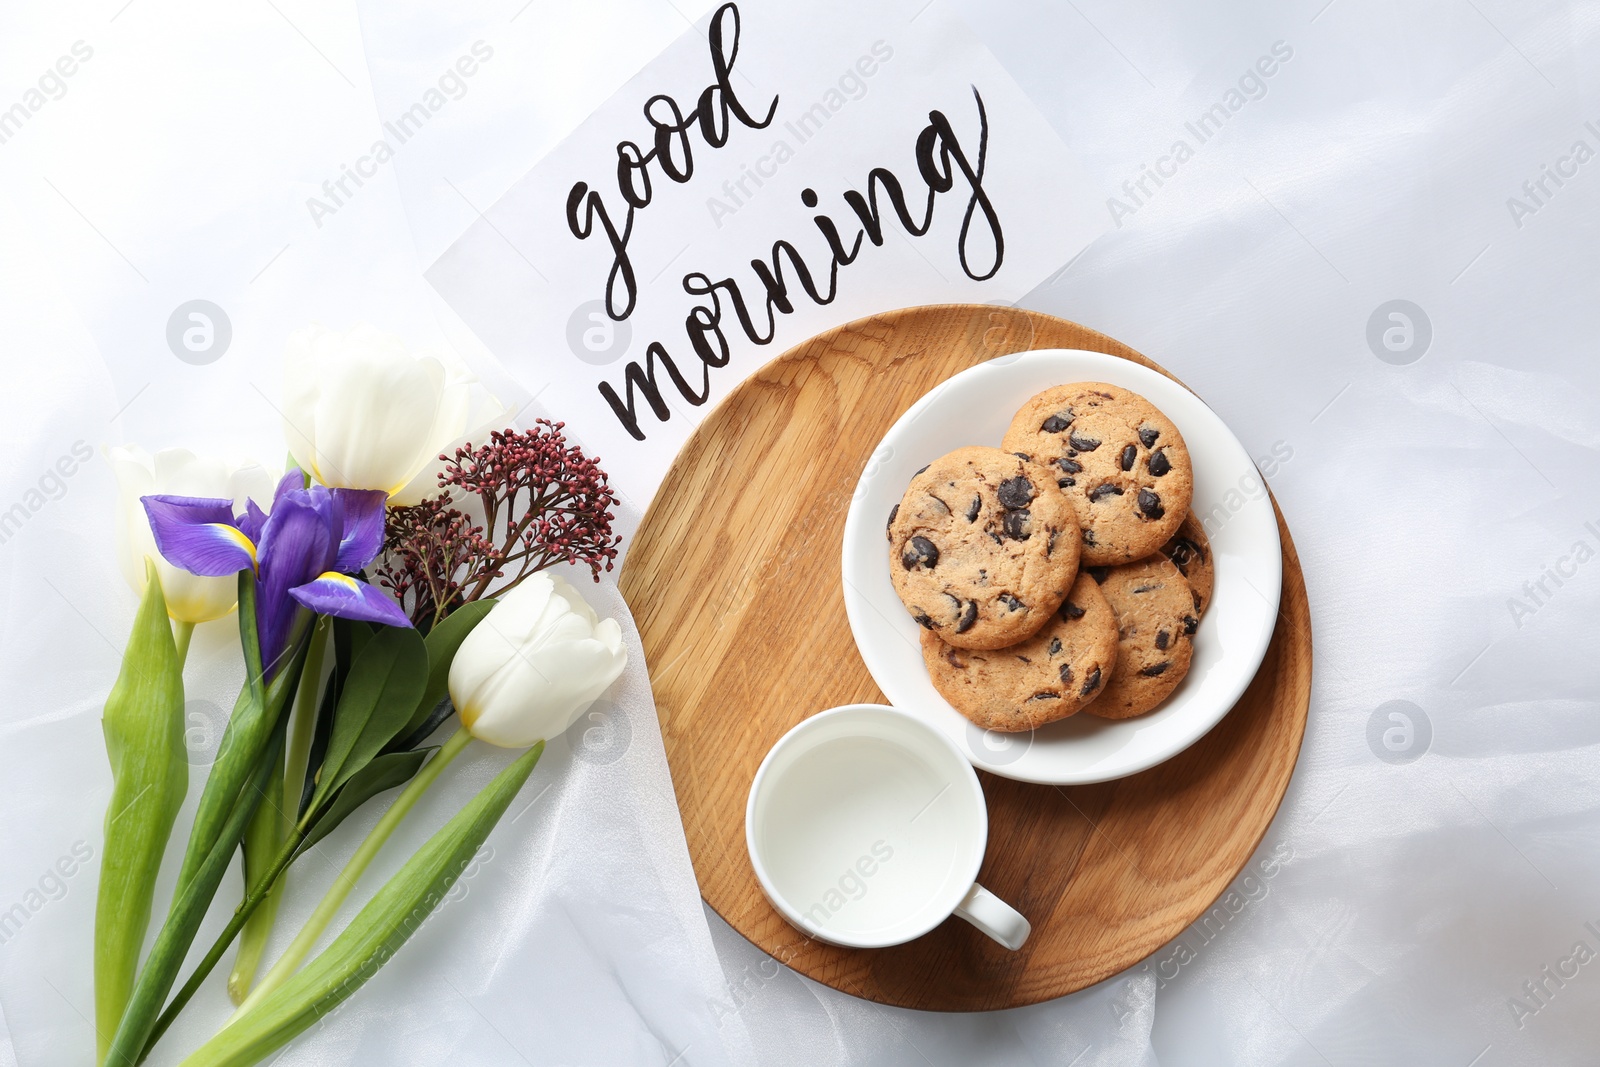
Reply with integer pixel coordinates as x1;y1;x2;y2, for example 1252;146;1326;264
94;565;187;1066
178;741;545;1067
228;745;285;1003
233;726;474;1019
283;617;329;823
171;619;194;669
139;825;305;1062
228;618;329;1004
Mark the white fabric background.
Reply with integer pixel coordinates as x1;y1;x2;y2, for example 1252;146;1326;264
0;1;1595;1065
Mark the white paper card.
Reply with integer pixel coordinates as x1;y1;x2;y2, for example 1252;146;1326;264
426;0;1105;503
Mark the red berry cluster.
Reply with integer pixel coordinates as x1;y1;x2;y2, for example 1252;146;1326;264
375;420;620;627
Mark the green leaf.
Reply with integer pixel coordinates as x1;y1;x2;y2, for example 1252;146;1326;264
179;742;545;1067
295;748;434;856
395;600;494;745
229;741;286;1004
307;626;427;815
105;713;289;1067
94;564;187;1065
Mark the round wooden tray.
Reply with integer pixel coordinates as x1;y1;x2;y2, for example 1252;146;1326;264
617;304;1311;1010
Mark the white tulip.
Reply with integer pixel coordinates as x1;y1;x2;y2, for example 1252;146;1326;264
281;324;500;505
448;574;628;749
107;446;278;623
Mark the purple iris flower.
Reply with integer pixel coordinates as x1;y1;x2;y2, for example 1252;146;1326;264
142;471;410;673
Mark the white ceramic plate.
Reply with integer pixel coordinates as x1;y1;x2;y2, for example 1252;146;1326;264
840;350;1282;785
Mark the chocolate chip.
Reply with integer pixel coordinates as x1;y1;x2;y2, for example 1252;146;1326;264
1120;444;1137;471
1182;615;1199;635
1092;390;1113;399
901;536;939;570
1056;457;1083;474
965;495;981;522
913;609;937;630
914;464;930;476
997;476;1035;509
1147;450;1171;477
956;599;977;633
998;592;1024;612
1133;583;1159;594
1028;691;1061;702
1017;655;1032;664
1087;566;1110;584
1138;426;1160;448
1080;667;1102;696
1167;537;1202;572
1048;636;1062;655
1058;663;1073;686
1041;414;1072;433
1082;529;1097;546
1002;509;1031;540
1137;489;1164;519
1088;484;1124;503
1060;600;1086;619
943;646;965;668
1057;477;1077;489
886;503;898;539
1069;431;1101;452
1139;662;1171;677
1047;529;1059;555
988;531;1003;545
1155;630;1170;650
1192;590;1203;612
1012;452;1032;462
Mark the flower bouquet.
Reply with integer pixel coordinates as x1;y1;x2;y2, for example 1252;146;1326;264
93;326;625;1066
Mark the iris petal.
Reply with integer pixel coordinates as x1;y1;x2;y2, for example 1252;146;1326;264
237;497;270;544
141;496;256;577
331;488;388;572
256;492;339;670
289;572;411;629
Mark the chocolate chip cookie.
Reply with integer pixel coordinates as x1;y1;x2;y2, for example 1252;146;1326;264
887;446;1078;650
1002;382;1192;566
1160;511;1213;615
921;572;1119;732
1085;556;1198;719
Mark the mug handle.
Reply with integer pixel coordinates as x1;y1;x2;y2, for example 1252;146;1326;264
954;883;1030;950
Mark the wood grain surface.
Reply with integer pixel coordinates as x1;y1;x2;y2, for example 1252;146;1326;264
617;304;1312;1010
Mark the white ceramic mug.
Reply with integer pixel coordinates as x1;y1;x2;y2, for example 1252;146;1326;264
745;704;1030;950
